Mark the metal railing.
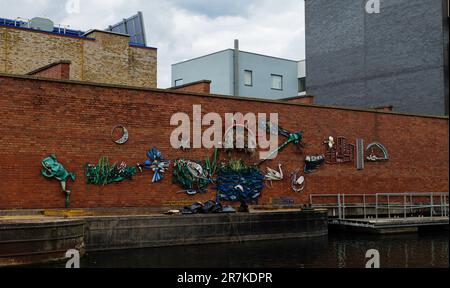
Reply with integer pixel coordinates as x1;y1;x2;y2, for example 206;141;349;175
1;17;82;37
310;192;449;220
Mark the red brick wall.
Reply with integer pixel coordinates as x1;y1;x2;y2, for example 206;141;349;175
27;61;71;80
0;75;448;209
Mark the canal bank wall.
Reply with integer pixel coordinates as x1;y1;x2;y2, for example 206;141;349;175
0;209;328;266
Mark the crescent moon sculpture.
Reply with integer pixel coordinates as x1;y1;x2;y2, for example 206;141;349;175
111;125;129;145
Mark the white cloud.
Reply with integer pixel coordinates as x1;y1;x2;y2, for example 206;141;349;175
0;0;305;88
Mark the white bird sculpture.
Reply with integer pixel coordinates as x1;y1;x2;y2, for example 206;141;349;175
265;164;284;187
324;136;335;149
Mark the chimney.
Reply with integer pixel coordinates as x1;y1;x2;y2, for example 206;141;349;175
233;39;240;97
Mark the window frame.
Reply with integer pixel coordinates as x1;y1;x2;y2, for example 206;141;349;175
244;70;253;87
174;79;184;87
271;74;283;91
298;77;306;93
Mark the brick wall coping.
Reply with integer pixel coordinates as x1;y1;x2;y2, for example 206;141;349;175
168;80;212;90
25;60;72;75
0;72;448;121
281;95;315;101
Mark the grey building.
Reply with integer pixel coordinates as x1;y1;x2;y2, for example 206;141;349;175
172;42;305;100
305;0;449;116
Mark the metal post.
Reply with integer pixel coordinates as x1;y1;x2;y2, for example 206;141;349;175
337;194;341;219
363;194;367;219
410;194;413;215
342;194;346;220
404;194;407;219
376;194;378;221
387;195;390;218
444;193;447;217
430;193;434;218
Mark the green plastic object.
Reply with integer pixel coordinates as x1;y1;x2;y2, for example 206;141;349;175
41;155;76;208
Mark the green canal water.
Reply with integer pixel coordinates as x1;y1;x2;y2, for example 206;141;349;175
46;230;449;268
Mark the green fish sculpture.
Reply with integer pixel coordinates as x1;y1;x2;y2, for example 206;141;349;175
41;155;76;208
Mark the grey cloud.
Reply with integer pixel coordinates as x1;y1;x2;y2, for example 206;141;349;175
168;0;251;18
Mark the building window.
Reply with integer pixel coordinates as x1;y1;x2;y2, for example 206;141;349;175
271;74;283;90
174;79;184;86
244;70;253;86
298;77;306;93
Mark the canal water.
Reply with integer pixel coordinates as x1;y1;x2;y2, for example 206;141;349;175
53;230;448;268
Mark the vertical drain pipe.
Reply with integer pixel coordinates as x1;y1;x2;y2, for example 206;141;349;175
233;39;240;97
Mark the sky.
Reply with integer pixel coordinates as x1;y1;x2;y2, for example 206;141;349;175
0;0;305;88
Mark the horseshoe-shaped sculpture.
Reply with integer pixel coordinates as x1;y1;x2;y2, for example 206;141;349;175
366;142;389;162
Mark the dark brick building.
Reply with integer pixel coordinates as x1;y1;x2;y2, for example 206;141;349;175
305;0;449;116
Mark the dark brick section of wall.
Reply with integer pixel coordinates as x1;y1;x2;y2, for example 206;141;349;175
305;0;449;116
0;75;448;209
27;61;71;80
282;96;315;105
169;80;211;94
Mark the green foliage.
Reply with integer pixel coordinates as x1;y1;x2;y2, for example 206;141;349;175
85;156;137;185
172;148;219;193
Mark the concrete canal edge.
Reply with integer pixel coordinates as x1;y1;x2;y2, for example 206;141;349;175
0;218;86;267
0;209;328;266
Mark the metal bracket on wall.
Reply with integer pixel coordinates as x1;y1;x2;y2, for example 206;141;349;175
356;139;365;170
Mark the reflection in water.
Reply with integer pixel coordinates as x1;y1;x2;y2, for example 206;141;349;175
41;231;448;268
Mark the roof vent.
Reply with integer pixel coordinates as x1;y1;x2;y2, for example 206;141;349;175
29;17;54;32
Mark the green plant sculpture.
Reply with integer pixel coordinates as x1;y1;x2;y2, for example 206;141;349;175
85;157;137;185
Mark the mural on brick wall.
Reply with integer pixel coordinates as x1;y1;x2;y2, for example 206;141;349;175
257;121;305;165
38;119;392;209
41;155;76;208
85;157;137;185
137;147;171;183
